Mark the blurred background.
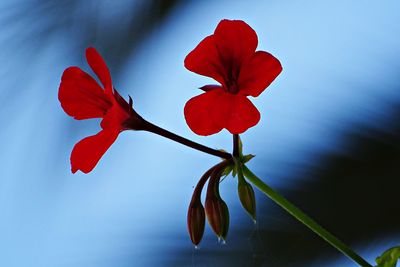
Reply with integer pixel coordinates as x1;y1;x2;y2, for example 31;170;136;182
0;0;399;266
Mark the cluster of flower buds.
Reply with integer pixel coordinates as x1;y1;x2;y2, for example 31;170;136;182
187;160;232;246
187;140;258;246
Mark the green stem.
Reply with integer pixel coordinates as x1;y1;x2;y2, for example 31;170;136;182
242;165;372;267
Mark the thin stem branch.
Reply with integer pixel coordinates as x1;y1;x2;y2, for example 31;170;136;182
241;165;372;267
191;159;233;201
144;121;232;160
233;134;240;158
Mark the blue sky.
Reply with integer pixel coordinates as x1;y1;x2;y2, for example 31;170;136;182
0;1;399;266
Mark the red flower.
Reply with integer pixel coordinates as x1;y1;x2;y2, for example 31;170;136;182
58;47;144;173
184;19;282;136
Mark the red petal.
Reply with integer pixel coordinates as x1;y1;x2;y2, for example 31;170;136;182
86;47;112;93
58;67;112;120
184;89;224;136
184;35;226;86
214;20;258;72
70;129;119;173
211;92;260;134
238;51;282;97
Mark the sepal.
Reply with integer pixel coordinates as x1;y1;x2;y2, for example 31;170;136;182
242;154;255;163
199;85;222;92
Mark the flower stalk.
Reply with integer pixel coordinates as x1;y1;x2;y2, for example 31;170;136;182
144;120;232;160
233;134;240;158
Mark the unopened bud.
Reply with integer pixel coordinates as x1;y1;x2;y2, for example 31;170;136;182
238;179;256;222
205;194;230;240
205;169;230;240
187;197;206;246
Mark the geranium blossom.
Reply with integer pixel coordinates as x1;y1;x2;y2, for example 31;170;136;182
184;19;282;135
58;47;144;173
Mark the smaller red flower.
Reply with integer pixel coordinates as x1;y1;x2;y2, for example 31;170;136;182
59;47;144;173
184;19;282;136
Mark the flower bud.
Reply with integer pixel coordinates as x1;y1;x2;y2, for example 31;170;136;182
186;165;219;246
238;179;256;222
205;170;230;240
187;197;206;246
205;195;230;240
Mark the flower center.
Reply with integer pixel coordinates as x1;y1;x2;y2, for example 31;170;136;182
225;62;240;94
227;79;239;94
